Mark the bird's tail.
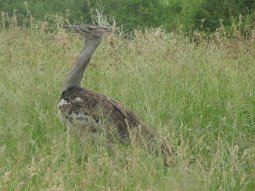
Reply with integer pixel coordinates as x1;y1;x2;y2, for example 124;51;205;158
160;139;175;166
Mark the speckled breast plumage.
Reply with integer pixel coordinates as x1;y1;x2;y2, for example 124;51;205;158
58;97;99;131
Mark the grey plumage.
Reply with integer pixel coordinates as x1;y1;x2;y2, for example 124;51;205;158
58;25;173;166
63;25;108;91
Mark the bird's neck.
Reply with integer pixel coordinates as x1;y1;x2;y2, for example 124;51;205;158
63;40;99;91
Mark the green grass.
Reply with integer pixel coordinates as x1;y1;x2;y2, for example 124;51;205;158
0;25;254;191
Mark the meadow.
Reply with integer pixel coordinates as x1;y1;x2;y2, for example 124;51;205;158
0;19;255;190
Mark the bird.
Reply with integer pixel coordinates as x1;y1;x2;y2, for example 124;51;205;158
58;24;174;166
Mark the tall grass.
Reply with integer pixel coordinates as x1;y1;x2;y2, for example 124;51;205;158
0;19;254;190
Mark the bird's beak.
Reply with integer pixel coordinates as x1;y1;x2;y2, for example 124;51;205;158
64;25;110;34
63;25;76;30
97;27;111;33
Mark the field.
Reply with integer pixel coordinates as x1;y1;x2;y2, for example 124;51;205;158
0;21;255;190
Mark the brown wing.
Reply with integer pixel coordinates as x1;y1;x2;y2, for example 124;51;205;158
60;87;153;140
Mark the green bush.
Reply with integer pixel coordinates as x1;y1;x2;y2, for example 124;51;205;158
0;0;254;33
194;0;255;33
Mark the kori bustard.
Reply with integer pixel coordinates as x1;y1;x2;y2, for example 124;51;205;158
58;25;174;166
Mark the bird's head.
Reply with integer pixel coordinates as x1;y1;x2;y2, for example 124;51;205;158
65;24;109;46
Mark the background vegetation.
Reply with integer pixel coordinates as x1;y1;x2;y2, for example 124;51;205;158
0;0;255;33
0;14;254;190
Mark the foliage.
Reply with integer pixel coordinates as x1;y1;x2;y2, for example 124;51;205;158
82;0;178;31
0;0;254;33
0;0;86;24
194;0;255;33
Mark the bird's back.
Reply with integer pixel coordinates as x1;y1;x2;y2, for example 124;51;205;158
58;87;154;141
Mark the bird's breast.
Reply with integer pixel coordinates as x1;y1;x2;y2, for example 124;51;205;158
58;98;100;132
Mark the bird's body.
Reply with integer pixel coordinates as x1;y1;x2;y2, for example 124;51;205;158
58;86;154;141
58;25;173;165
